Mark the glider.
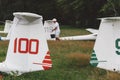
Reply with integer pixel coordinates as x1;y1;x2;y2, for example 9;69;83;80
0;12;52;76
90;17;120;72
44;20;97;40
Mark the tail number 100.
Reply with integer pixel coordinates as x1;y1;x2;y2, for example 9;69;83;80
14;38;39;54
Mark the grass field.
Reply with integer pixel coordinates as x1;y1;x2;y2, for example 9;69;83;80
0;25;120;80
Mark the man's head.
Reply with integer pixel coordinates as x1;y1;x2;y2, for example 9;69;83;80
52;18;57;23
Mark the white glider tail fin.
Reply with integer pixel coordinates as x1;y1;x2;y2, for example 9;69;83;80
0;20;12;41
90;17;120;72
44;20;55;39
0;12;52;76
0;20;12;33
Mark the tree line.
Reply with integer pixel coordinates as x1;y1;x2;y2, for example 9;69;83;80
0;0;120;28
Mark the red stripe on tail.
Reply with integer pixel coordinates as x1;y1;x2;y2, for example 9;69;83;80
42;51;52;70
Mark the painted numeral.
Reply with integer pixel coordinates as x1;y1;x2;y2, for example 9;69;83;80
14;38;39;54
115;39;120;55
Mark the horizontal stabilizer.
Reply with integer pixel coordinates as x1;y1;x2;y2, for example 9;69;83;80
98;17;120;20
13;12;42;23
86;28;98;34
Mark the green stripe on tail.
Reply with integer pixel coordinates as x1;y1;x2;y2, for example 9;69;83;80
90;50;98;67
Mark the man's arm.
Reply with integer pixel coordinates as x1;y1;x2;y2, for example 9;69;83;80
52;27;57;32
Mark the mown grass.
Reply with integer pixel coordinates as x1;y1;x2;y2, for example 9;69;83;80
60;25;90;37
0;25;120;80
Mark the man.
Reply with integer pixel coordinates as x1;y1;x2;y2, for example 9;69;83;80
52;18;60;41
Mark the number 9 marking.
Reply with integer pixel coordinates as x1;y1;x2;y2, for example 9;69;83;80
115;39;120;55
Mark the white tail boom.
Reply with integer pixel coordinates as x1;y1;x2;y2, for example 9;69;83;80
0;12;52;76
90;17;120;72
58;34;97;40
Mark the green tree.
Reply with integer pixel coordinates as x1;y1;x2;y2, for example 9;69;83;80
56;0;106;27
0;0;57;21
100;0;120;17
0;0;109;28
